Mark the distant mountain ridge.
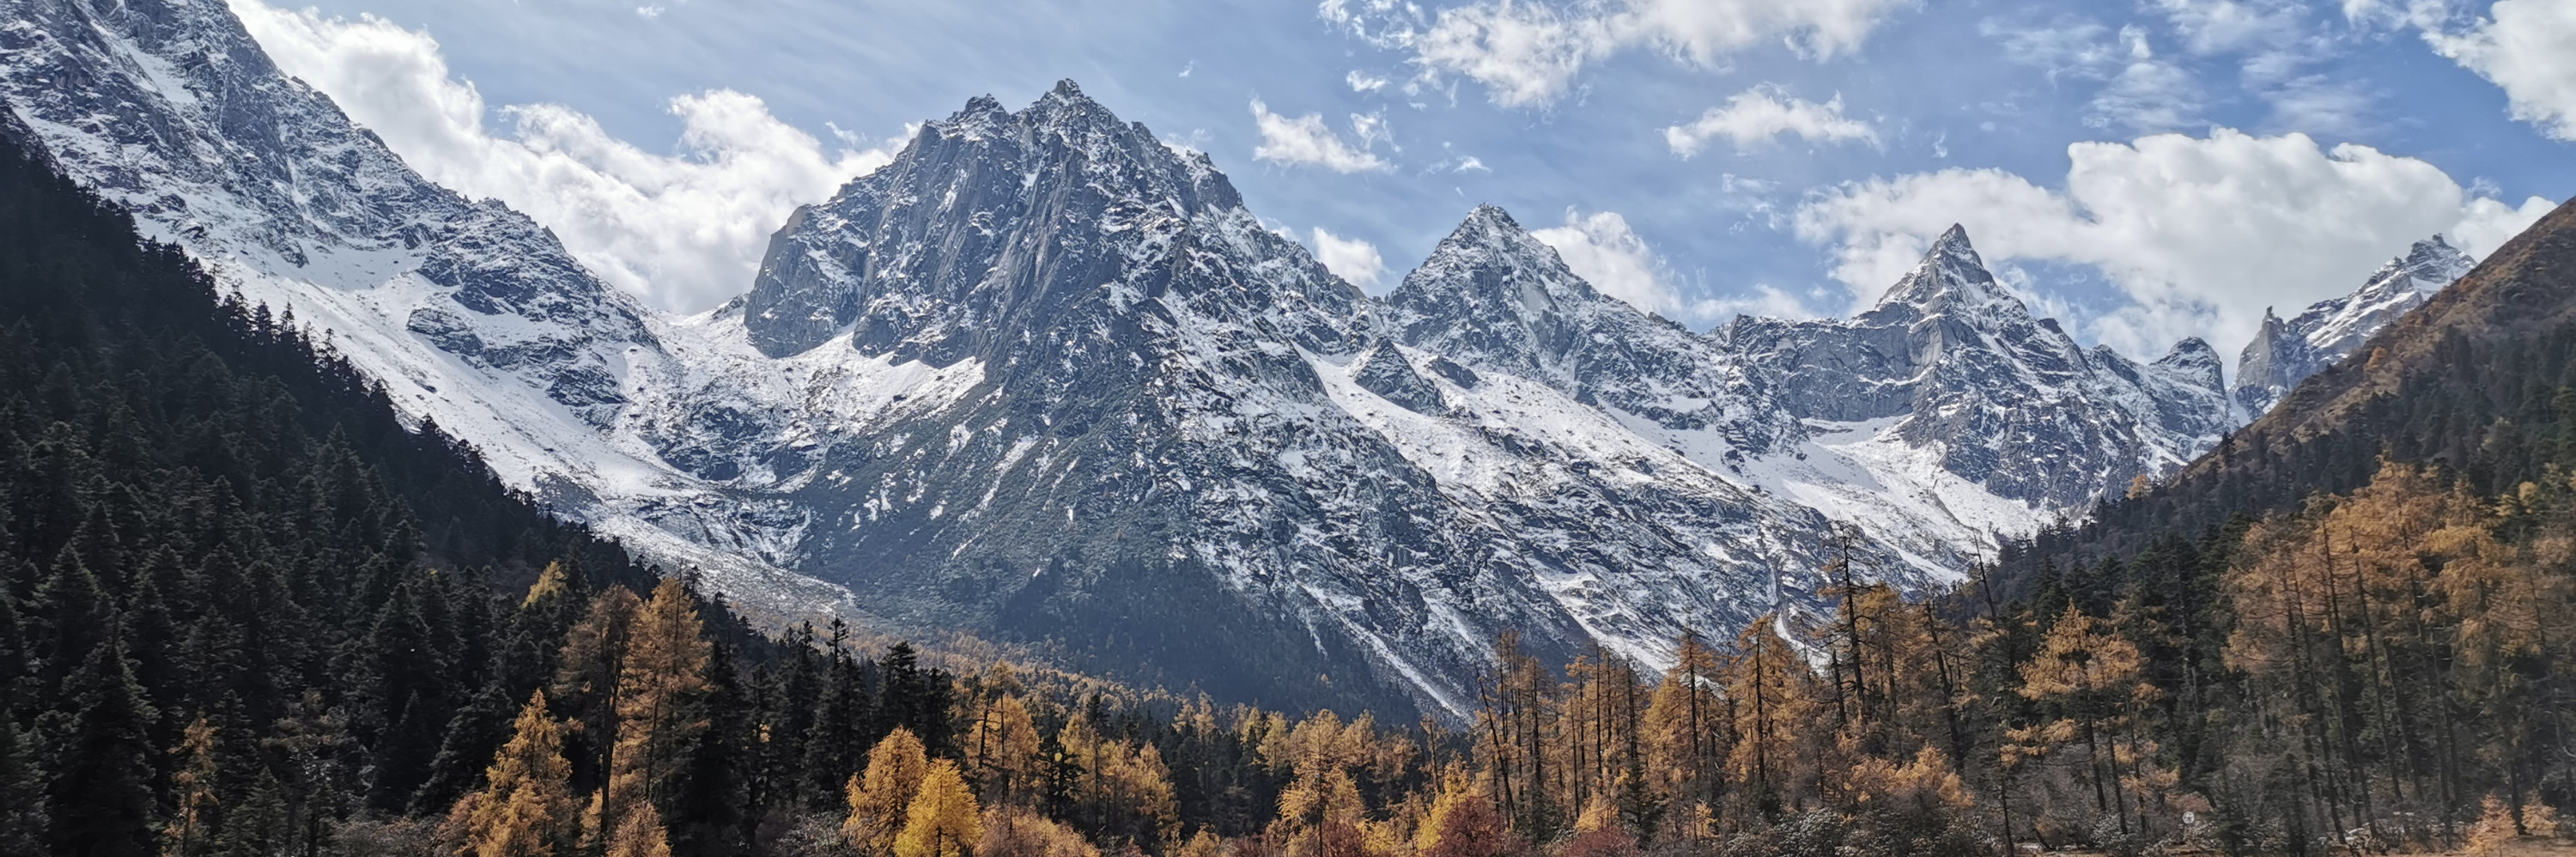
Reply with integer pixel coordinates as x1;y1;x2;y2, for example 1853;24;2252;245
0;0;2475;715
2233;236;2476;417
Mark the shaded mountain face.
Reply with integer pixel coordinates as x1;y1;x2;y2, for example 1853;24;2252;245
2233;235;2476;417
4;0;2339;718
1721;226;2233;513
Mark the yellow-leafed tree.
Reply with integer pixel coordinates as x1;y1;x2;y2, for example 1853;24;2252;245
454;691;577;857
603;801;673;857
605;578;712;835
163;714;220;857
894;760;981;857
845;726;932;855
963;692;1042;802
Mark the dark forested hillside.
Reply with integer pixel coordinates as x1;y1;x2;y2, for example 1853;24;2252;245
2006;197;2576;586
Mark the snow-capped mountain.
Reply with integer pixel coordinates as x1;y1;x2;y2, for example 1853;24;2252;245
1720;226;2233;557
0;0;2415;716
0;0;860;621
2233;236;2476;416
713;84;1873;714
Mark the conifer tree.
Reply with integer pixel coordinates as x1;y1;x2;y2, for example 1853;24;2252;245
164;713;222;857
415;681;519;816
605;802;674;857
46;629;161;857
456;690;576;857
963;691;1042;803
0;716;49;857
845;726;932;856
354;578;459;810
606;579;713;832
894;760;981;857
555;586;642;792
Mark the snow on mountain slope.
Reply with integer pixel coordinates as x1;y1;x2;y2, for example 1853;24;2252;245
0;0;894;623
2233;235;2476;417
1721;226;2234;549
715;83;1897;715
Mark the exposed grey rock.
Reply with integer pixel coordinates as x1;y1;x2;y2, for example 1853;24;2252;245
1721;226;2233;510
1386;205;1804;460
1352;340;1445;415
2233;235;2473;417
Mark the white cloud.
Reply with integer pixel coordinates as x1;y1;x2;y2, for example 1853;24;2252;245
1529;210;1702;319
1981;18;2121;82
229;0;891;313
2085;27;2203;133
1665;86;1875;156
1409;0;1913;107
1309;228;1388;289
2152;0;2303;55
1346;70;1390;92
1704;285;1826;321
1794;129;2555;357
2425;0;2576;141
1249;100;1390;173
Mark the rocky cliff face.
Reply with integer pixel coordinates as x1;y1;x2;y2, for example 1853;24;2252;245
2233;236;2476;417
1383;205;1806;461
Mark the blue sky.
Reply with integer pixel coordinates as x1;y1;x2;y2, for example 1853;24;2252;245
234;0;2575;362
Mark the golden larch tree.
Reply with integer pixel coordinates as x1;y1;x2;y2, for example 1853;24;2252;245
894;759;981;857
455;690;577;857
845;726;932;855
605;578;712;833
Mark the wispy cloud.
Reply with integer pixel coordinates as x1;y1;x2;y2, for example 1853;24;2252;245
1346;0;1913;107
1250;100;1390;173
1665;86;1876;156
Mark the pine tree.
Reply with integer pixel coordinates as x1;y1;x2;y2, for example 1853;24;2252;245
353;578;459;811
0;715;49;857
414;681;520;816
46;629;161;857
893;760;981;857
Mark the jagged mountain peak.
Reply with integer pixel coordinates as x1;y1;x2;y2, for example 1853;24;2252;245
1385;204;1634;376
740;83;1303;360
1868;224;2026;321
2232;233;2476;417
